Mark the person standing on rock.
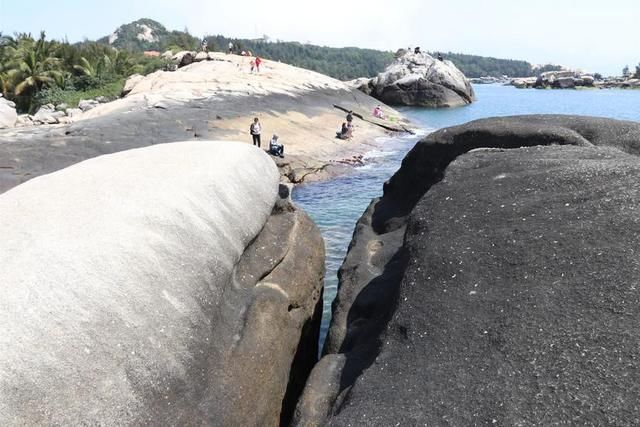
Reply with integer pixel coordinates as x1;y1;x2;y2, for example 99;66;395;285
255;56;262;72
250;117;262;147
228;42;233;54
346;110;353;124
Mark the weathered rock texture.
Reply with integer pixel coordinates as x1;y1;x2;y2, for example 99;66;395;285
0;141;324;425
0;56;412;191
352;51;475;108
296;115;640;425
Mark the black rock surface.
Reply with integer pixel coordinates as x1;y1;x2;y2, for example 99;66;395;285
295;115;640;426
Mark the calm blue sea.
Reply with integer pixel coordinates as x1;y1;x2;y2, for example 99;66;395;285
292;84;640;347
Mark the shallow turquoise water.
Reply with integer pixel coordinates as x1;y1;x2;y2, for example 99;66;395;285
292;84;640;347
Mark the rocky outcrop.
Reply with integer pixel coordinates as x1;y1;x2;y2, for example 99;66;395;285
0;141;325;425
597;78;640;89
296;115;640;425
32;104;66;124
0;95;17;128
0;58;412;191
354;51;475;108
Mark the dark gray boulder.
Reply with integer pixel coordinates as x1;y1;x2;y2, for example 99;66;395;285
296;115;640;425
0;141;324;425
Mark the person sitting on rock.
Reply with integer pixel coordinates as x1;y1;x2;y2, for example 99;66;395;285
373;105;385;119
414;46;421;54
269;134;284;157
437;52;444;61
336;122;351;140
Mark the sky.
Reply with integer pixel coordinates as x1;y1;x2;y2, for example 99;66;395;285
1;0;637;75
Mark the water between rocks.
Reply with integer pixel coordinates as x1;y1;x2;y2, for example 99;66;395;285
292;84;640;348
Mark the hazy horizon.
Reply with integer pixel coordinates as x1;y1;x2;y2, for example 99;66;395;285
1;0;637;76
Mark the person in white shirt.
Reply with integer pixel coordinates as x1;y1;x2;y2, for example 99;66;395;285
250;118;262;147
269;134;284;157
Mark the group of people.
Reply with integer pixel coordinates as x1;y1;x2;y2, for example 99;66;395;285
406;45;444;61
249;118;284;157
226;42;263;72
336;105;388;139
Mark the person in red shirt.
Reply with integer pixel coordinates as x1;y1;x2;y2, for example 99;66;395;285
255;56;262;72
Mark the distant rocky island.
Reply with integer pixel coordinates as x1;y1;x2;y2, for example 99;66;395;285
510;70;640;90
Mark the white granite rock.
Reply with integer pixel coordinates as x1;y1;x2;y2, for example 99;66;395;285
0;141;280;425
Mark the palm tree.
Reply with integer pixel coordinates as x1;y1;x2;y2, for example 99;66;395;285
5;32;64;111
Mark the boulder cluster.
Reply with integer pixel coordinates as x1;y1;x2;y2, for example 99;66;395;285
511;70;640;90
165;49;233;70
13;97;112;127
511;70;595;89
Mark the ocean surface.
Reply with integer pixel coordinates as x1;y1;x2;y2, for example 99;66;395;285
292;84;640;348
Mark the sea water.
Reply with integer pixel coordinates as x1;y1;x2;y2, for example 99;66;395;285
292;84;640;348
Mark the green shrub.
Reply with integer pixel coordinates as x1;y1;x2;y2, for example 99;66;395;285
33;78;125;109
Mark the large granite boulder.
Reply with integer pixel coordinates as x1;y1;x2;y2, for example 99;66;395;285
296;115;640;425
0;141;324;425
357;51;475;108
0;95;17;128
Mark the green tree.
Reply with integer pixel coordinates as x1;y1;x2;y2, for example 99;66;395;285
5;32;64;112
622;65;630;78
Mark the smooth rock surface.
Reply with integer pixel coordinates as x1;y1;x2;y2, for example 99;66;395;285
298;115;640;425
357;51;475;108
78;99;100;111
122;73;144;96
0;96;18;128
0;58;412;192
0;141;325;425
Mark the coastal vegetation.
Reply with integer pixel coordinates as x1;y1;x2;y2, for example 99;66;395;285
0;30;177;113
